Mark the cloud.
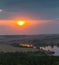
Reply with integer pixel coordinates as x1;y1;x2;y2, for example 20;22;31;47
0;9;3;12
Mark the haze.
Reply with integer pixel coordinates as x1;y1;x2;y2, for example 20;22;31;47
0;0;59;35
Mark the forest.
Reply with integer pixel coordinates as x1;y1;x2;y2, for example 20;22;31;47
0;52;59;65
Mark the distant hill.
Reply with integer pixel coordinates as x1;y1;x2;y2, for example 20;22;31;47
0;34;59;46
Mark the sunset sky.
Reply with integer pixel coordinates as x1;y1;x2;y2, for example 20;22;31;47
0;0;59;35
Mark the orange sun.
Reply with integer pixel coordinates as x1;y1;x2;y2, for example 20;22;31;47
17;21;25;26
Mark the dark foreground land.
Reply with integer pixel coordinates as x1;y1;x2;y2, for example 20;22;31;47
0;35;59;65
0;52;59;65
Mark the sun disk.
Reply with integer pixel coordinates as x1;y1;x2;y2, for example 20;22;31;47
17;21;25;26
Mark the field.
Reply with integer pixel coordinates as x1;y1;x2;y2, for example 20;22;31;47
0;44;39;52
0;35;58;55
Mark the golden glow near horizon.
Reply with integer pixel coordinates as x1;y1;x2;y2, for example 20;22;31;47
17;20;25;26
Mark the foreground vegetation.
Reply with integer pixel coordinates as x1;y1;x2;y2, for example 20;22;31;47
0;52;59;65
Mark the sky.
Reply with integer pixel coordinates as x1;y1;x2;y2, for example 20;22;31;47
0;0;59;35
